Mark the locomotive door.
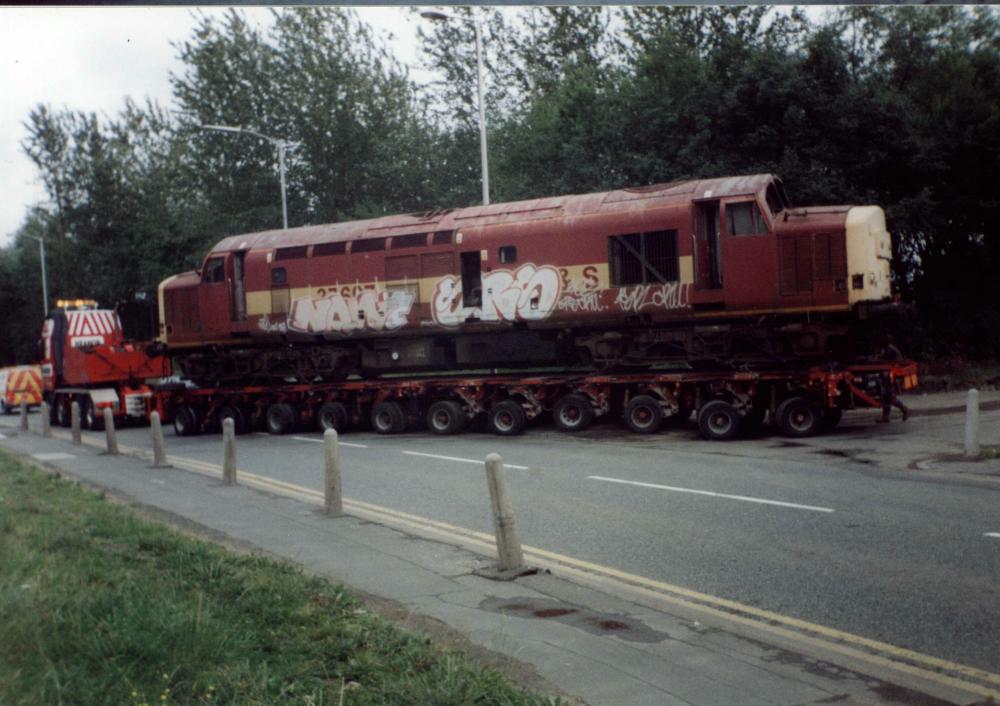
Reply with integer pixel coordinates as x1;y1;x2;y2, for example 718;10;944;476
719;198;776;309
694;202;723;291
230;251;248;327
199;255;228;337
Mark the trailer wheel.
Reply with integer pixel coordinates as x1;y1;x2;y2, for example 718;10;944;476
55;396;71;427
266;403;297;435
820;407;844;432
776;396;822;438
488;400;526;436
371;401;407;434
427;400;466;435
316;402;350;433
218;405;250;435
173;406;201;437
553;394;595;432
698;400;742;441
624;395;664;433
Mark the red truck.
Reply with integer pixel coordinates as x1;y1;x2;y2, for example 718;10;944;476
40;299;170;430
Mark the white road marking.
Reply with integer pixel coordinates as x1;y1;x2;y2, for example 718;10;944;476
588;475;835;513
403;450;530;471
292;435;368;449
31;452;75;461
985;533;1000;539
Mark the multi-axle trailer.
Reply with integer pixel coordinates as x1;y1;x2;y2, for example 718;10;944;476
147;361;918;442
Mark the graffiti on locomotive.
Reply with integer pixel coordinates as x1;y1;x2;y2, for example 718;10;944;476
287;286;415;334
432;263;562;327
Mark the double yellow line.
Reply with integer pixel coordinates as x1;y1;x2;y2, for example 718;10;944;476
38;427;1000;701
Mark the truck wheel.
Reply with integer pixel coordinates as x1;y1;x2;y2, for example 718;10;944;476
56;396;71;428
553;394;595;432
174;406;201;437
488;400;526;436
371;401;407;434
698;400;742;441
776;396;822;438
625;395;664;434
316;402;350;433
218;405;250;435
266;403;297;435
820;407;844;432
83;399;104;431
427;400;466;435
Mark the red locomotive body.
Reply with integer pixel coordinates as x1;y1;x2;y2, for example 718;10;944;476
158;174;893;381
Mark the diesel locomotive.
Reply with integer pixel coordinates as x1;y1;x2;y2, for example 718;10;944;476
157;174;894;383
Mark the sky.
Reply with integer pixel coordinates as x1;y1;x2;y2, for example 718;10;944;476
0;6;423;246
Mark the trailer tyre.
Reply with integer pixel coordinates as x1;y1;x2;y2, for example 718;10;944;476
625;395;664;434
174;406;201;437
55;396;71;428
371;401;407;434
218;405;250;435
266;403;297;435
83;399;104;431
698;400;742;441
488;400;526;436
776;396;822;438
427;400;466;435
316;402;350;433
553;394;595;432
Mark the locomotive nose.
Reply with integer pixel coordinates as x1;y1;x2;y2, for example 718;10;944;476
845;205;892;305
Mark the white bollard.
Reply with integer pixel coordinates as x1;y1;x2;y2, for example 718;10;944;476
40;402;52;438
71;401;82;446
103;407;119;455
150;411;168;468
484;453;525;573
324;428;343;516
19;401;28;431
222;418;237;485
964;388;980;458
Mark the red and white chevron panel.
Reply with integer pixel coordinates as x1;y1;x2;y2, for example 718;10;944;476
67;310;120;338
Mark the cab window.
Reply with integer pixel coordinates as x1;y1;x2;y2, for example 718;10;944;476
203;257;225;283
727;202;767;236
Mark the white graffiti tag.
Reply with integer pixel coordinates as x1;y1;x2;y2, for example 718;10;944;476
614;282;691;313
557;291;603;313
287;289;415;334
431;264;562;327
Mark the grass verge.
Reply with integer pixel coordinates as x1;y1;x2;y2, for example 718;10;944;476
0;450;558;706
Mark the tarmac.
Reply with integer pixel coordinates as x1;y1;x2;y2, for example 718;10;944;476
1;390;999;706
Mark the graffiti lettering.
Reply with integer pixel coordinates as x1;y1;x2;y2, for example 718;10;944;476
614;282;691;313
287;289;414;334
432;264;562;327
557;291;603;313
256;316;288;334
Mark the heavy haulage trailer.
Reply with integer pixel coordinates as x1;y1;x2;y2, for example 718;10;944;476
151;361;918;442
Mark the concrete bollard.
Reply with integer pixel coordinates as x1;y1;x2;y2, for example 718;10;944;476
19;401;28;431
150;411;168;468
103;407;119;455
71;401;82;446
323;428;343;516
964;388;980;458
222;418;237;485
484;453;525;573
40;402;52;438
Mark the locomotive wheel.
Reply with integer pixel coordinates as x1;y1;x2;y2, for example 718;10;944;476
776;396;822;438
218;405;250;435
427;400;466;435
488;400;526;436
624;395;664;434
316;402;350;433
266;403;297;435
371;401;407;434
55;396;71;428
697;400;742;441
173;406;201;437
553;394;595;433
820;407;844;432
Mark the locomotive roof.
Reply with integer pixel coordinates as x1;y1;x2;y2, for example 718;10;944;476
208;173;779;255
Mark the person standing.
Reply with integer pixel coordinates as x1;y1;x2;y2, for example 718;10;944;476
877;335;909;422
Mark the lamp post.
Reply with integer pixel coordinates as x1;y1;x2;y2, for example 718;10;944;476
199;124;299;229
27;235;49;315
420;9;491;206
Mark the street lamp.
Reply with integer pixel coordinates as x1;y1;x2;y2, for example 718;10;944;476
27;235;49;316
199;124;300;229
420;9;491;206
